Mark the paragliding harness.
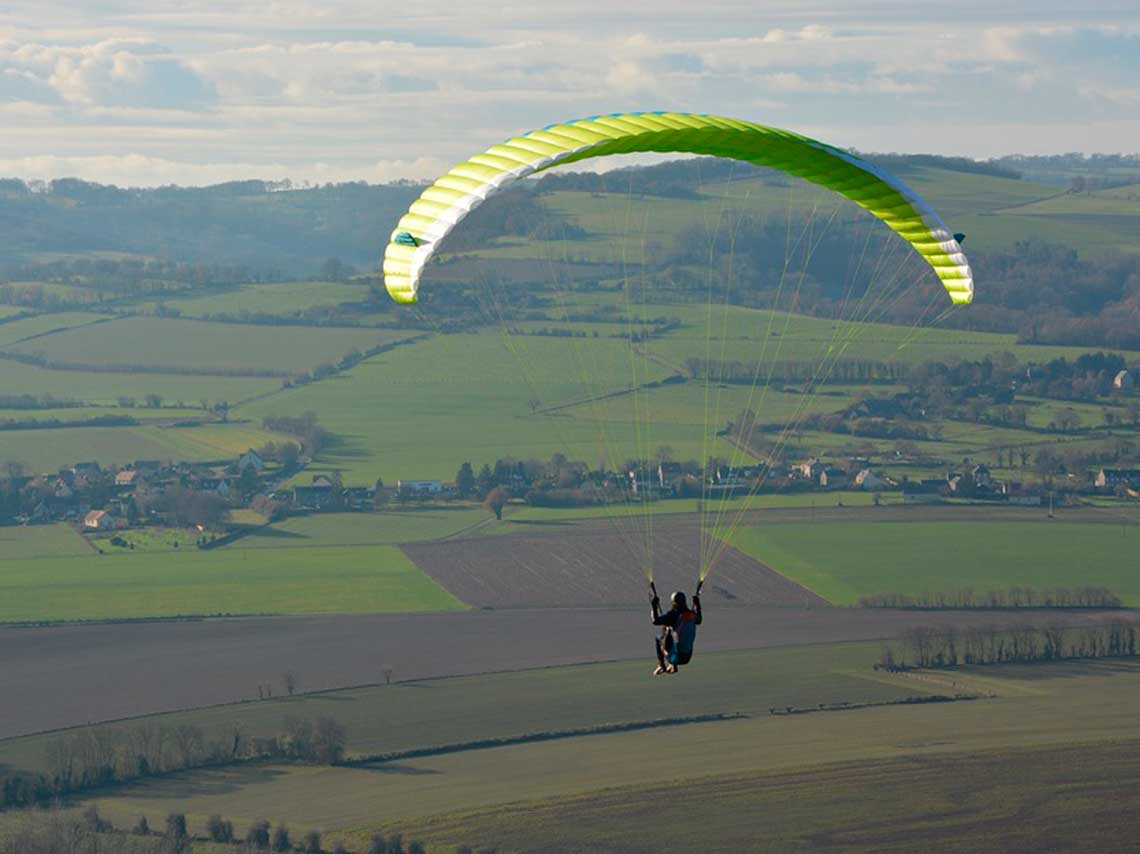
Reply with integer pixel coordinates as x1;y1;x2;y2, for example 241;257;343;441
651;581;703;670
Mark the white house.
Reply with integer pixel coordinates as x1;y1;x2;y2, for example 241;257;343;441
84;510;116;530
398;479;443;496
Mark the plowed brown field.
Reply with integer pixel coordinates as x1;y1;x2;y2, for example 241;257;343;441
402;517;825;608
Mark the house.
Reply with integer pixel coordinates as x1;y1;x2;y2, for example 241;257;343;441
972;464;992;488
115;470;140;489
854;469;887;491
903;479;947;504
84;509;116;530
293;486;333;509
1008;492;1042;506
197;477;232;498
795;458;824;481
1113;370;1134;391
238;449;265;472
819;468;849;489
398;479;443;496
344;486;376;510
657;462;685;489
294;475;337;509
1095;469;1140;489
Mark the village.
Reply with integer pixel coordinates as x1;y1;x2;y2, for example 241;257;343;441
5;441;1139;541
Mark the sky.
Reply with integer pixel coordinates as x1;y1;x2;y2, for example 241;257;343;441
1;1;1138;185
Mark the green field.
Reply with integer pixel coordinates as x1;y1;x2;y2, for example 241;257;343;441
644;302;1140;369
0;312;110;347
140;280;374;318
238;331;740;483
9;316;403;374
232;310;1117;485
229;509;490;549
0;422;290;472
0;523;90;559
0;405;207;424
0;359;279;405
727;516;1140;604
0;543;461;622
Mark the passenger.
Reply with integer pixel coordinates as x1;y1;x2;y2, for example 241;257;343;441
651;587;702;676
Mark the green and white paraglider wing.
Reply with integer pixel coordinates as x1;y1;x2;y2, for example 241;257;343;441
382;112;973;305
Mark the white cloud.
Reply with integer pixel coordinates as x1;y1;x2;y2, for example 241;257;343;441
0;3;1136;184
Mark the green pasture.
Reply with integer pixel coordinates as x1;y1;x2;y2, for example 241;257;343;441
0;543;461;623
726;516;1140;604
0;312;109;347
0;281;106;303
645;302;1140;368
229;509;489;549
557;381;865;433
0;305;25;319
0;423;289;472
142;281;373;318
0;360;279;405
0;405;206;424
504;491;878;524
8;316;402;374
0;524;90;560
238;331;738;482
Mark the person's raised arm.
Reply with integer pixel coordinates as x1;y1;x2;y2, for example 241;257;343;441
693;581;703;625
650;582;661;623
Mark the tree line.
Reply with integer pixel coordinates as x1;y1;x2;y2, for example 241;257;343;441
0;715;346;811
0;806;450;854
876;620;1138;671
858;586;1123;610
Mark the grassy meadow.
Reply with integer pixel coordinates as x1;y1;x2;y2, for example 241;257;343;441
139;281;373;318
0;540;461;622
7;316;402;374
0;359;280;406
228;509;489;549
0;312;111;347
727;515;1140;604
1;422;291;472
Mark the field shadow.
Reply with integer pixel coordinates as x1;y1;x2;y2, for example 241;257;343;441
114;765;290;800
975;659;1140;682
319;433;371;460
235;528;310;543
354;762;440;776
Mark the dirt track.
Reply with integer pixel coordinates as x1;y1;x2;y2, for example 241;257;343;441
1;606;1131;742
403;516;825;608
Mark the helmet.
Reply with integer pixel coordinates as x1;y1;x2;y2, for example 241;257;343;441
671;591;687;609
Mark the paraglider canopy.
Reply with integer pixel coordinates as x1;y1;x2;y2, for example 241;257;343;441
383;111;973;306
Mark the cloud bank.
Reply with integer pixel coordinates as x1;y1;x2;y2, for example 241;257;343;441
1;2;1136;185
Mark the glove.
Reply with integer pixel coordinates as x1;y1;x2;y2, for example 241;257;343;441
651;596;660;610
